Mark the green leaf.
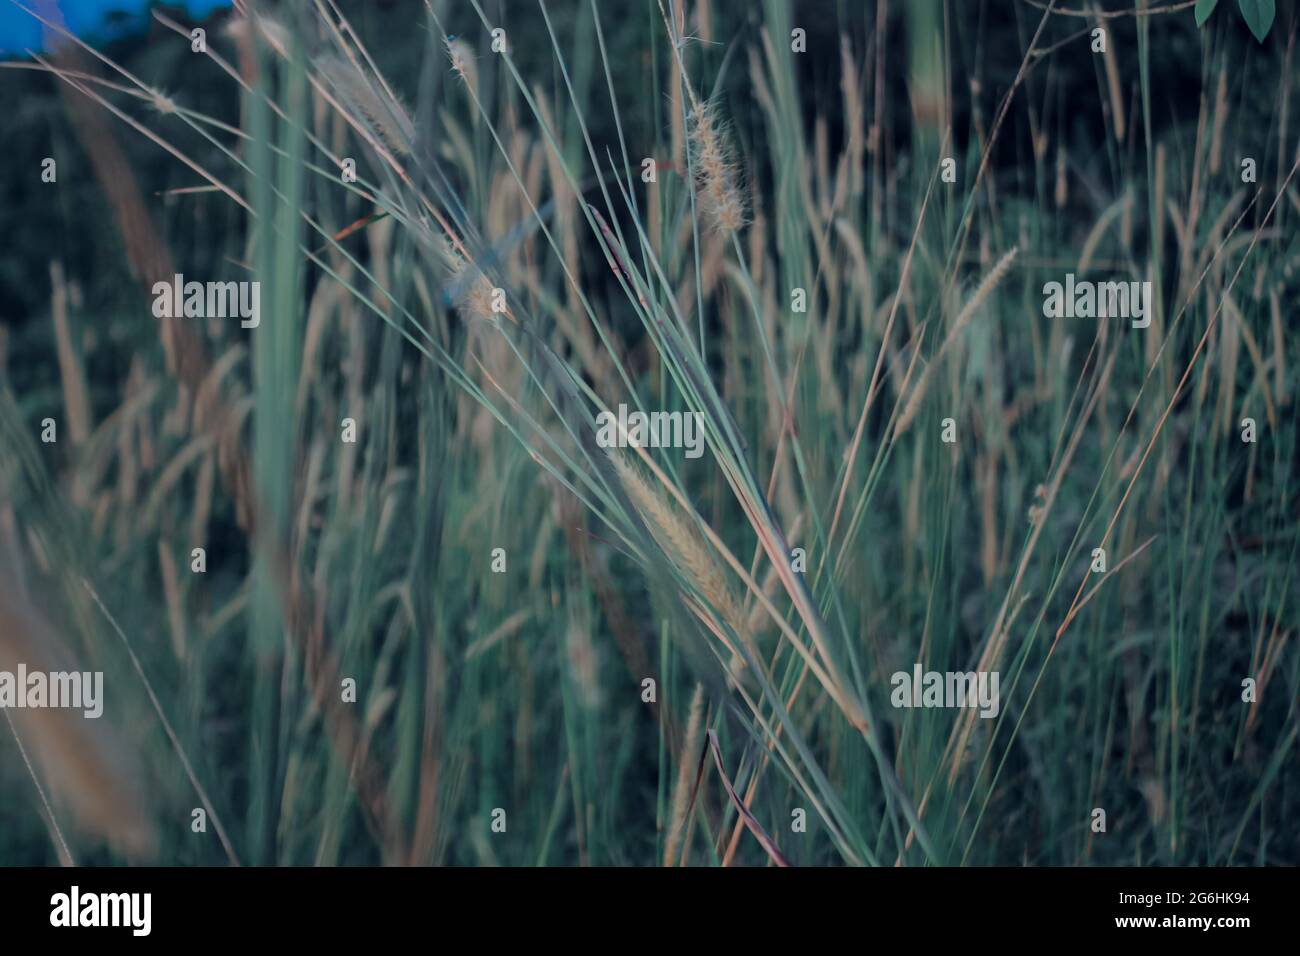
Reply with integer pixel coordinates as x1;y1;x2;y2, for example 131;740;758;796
1237;0;1275;42
1195;0;1219;27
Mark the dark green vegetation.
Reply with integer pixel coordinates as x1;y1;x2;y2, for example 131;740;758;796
0;0;1296;867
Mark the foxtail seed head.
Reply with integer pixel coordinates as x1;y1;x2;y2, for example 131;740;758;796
687;104;745;234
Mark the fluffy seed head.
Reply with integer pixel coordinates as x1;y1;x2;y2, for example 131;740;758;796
613;453;746;640
318;55;414;158
687;103;745;234
433;232;497;324
148;88;177;115
445;38;479;99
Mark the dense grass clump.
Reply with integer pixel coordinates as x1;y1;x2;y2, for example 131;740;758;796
0;0;1296;867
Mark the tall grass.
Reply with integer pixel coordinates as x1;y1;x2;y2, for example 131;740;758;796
0;0;1296;866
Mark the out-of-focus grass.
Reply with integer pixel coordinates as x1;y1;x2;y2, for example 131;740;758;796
0;0;1296;867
